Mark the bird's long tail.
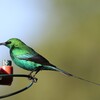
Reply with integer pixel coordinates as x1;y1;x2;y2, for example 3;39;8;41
48;65;100;86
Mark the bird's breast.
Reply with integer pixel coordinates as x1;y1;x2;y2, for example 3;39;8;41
10;52;41;71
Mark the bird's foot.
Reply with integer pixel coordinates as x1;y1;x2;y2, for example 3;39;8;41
28;71;34;80
32;74;38;83
28;73;38;83
32;77;38;83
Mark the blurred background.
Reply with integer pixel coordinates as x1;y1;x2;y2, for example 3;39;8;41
0;0;100;100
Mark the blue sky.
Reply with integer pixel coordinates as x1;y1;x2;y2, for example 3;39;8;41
0;0;54;63
0;0;49;39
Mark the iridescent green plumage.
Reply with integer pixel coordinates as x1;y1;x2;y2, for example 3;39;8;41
0;38;72;76
0;38;100;86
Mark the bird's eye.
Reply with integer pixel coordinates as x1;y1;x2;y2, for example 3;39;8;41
6;41;11;44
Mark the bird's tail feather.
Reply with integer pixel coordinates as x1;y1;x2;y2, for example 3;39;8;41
49;65;100;86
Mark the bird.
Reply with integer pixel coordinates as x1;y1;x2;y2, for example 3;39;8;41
0;38;100;85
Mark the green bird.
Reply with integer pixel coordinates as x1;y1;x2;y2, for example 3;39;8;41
0;38;99;85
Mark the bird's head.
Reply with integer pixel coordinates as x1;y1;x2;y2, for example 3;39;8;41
0;38;25;49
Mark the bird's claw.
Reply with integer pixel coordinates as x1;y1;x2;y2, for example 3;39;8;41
28;74;38;83
33;77;38;83
32;74;38;83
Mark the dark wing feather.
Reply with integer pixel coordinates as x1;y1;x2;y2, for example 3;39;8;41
14;46;55;66
17;53;52;66
26;54;51;65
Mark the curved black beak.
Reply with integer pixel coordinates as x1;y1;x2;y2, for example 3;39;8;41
0;41;11;46
0;42;6;45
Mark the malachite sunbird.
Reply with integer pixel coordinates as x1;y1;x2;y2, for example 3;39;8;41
0;38;99;86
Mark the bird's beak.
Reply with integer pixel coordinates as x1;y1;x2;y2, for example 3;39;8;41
0;42;6;45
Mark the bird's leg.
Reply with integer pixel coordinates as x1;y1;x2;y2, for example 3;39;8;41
33;66;43;77
28;73;38;83
29;70;34;76
28;66;43;82
28;70;38;82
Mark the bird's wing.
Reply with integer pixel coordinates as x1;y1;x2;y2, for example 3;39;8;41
16;53;52;65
